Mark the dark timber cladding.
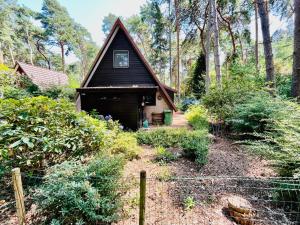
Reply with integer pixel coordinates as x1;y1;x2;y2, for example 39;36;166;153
77;18;177;130
88;29;156;87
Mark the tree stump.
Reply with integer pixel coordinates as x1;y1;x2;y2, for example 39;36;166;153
227;196;255;225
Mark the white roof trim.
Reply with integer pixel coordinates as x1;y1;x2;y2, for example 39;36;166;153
84;26;120;87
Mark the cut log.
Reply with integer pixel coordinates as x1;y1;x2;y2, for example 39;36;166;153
227;195;255;225
228;196;253;214
228;210;254;225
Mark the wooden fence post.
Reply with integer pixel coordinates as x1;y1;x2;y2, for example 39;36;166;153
12;168;26;225
139;170;146;225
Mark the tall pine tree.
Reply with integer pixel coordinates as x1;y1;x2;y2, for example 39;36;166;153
191;53;206;99
39;0;76;72
141;2;168;82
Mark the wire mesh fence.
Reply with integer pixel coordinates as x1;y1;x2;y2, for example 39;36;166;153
1;169;300;225
139;176;300;225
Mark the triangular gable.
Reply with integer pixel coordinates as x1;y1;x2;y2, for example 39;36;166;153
78;18;177;111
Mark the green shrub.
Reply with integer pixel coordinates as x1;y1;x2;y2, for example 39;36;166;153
0;96;110;171
273;181;300;213
0;65;16;87
108;132;141;160
180;130;209;166
137;128;188;148
227;92;282;133
230;96;300;177
18;75;40;95
136;128;209;166
276;74;292;98
202;78;259;121
202;85;240;121
33;156;125;224
185;105;209;130
41;86;76;100
2;86;30;99
155;146;177;163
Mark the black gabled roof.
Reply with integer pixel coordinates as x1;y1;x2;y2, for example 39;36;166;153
77;18;177;111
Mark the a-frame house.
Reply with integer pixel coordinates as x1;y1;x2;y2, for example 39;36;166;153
76;19;177;130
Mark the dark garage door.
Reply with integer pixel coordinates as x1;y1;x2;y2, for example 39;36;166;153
81;93;140;130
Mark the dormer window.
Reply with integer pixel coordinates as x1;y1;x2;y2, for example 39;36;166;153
113;50;129;68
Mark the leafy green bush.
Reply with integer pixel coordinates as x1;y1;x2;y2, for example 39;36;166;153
276;74;292;98
33;156;125;224
41;86;76;100
0;64;16;87
108;132;141;160
227;92;282;133
202;77;260;121
180;130;209;166
230;95;300;177
2;86;30;99
137;128;187;148
185;105;209;130
0;96;110;171
155;146;177;163
136;128;209;166
266;101;300;177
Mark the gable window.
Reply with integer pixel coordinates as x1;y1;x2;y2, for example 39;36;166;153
113;50;129;68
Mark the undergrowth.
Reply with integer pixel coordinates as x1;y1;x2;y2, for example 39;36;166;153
136;128;209;166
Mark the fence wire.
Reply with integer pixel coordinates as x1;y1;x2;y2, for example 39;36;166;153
1;171;300;225
137;176;300;225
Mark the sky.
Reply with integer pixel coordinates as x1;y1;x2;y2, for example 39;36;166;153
18;0;288;64
19;0;147;46
18;0;147;63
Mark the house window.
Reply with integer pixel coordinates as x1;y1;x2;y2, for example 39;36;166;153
113;50;129;68
143;95;156;106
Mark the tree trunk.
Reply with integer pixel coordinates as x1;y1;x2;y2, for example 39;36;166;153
197;2;209;55
60;42;65;73
8;44;15;65
0;43;4;64
199;29;206;54
205;1;212;93
238;34;245;62
211;0;222;87
79;42;88;80
174;0;180;98
35;40;51;69
169;0;172;87
25;27;34;65
137;34;148;59
217;7;236;56
257;0;275;87
292;0;300;99
255;0;259;73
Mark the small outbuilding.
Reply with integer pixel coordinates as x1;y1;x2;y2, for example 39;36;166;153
14;61;69;89
76;19;177;130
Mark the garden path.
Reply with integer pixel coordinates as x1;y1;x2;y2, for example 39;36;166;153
149;112;191;129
